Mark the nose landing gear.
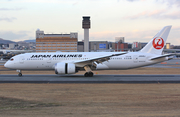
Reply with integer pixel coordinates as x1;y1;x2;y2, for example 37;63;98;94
16;70;22;77
18;73;22;77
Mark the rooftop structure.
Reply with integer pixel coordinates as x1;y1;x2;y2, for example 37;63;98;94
36;30;78;52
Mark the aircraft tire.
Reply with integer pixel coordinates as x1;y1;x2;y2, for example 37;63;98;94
84;72;94;77
84;72;89;77
89;72;93;77
18;73;22;77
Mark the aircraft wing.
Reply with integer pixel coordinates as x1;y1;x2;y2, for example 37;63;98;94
150;54;175;60
73;52;127;67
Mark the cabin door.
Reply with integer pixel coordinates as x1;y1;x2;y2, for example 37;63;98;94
133;55;138;63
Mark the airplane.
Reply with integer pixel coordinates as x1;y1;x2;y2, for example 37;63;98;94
4;26;173;77
0;49;34;60
0;49;34;54
0;53;18;60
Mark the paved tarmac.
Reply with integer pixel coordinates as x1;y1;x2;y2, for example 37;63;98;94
0;60;6;66
1;74;180;83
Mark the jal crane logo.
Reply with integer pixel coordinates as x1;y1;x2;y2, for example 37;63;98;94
152;37;164;49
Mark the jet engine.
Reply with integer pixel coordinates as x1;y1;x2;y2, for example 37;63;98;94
54;62;77;74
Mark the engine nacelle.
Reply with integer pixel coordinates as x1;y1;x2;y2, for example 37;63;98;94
55;62;77;74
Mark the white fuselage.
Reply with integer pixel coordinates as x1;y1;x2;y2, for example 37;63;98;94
4;52;168;71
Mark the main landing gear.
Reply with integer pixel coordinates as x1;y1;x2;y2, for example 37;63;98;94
84;72;94;77
16;70;22;77
84;65;94;77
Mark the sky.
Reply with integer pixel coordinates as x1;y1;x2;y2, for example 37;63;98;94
0;0;180;45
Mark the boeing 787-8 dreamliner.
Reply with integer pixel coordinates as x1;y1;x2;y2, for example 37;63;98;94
4;26;173;77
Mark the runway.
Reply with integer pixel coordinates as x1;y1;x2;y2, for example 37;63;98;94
1;74;180;83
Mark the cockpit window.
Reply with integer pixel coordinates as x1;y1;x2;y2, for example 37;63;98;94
10;58;14;61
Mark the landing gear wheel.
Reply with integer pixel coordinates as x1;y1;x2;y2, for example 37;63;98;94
18;73;22;77
84;72;94;77
89;72;93;77
84;72;89;77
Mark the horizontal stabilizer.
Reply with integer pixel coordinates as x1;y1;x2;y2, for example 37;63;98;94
150;54;175;60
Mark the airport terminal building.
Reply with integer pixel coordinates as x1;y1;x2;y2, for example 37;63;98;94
36;30;78;52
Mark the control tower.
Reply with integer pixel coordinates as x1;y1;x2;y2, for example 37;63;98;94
82;16;90;52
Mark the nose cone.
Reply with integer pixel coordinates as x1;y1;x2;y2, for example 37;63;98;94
4;62;8;68
4;61;11;69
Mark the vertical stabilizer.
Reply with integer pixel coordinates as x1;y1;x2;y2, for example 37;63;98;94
140;26;172;55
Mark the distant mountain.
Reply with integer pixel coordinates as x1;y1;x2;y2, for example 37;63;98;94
0;38;16;44
24;39;36;43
